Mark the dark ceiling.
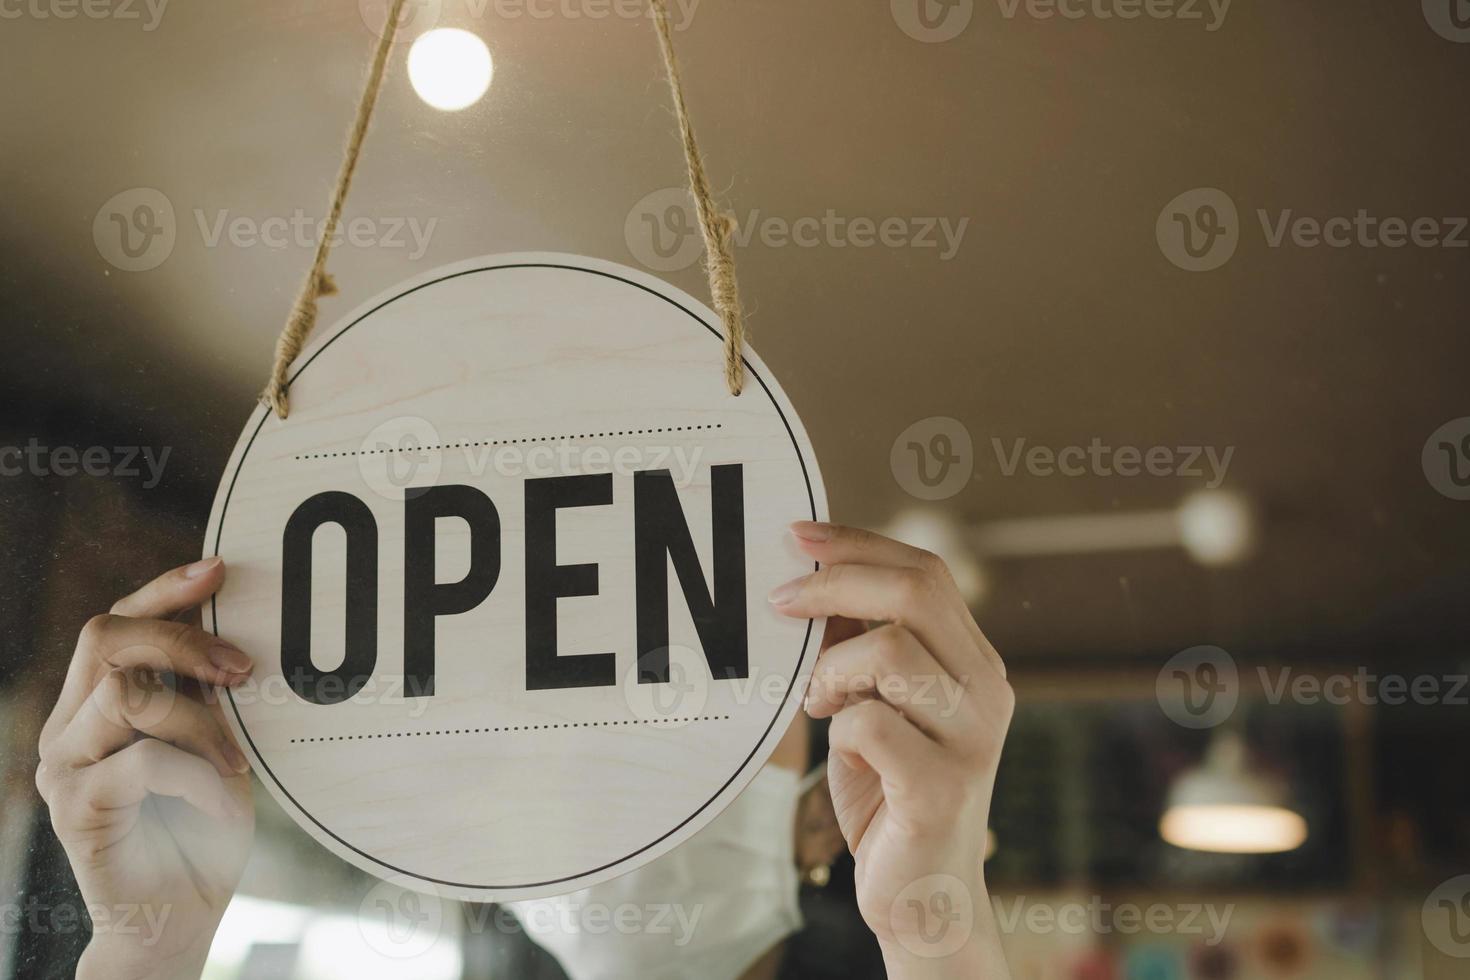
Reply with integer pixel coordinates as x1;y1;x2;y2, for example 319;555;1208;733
3;0;1469;666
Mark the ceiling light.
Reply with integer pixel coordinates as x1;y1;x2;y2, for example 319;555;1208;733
407;29;493;111
967;490;1256;569
1160;730;1307;854
1177;490;1255;567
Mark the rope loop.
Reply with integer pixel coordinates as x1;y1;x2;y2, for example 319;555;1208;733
262;0;749;417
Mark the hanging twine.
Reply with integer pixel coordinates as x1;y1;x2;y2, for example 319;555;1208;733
260;0;408;418
649;0;746;396
262;0;747;417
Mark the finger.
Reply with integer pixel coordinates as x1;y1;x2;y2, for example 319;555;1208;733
47;616;253;739
791;522;996;656
791;521;938;571
177;675;248;765
806;625;973;743
176;673;230;714
78;615;252;683
771;563;993;683
49;669;248;778
110;556;225;619
827;700;934;808
78;738;242;820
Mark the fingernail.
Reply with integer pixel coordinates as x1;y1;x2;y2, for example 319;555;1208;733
209;640;252;674
184;556;222;579
224;741;250;774
768;576;805;605
790;521;833;542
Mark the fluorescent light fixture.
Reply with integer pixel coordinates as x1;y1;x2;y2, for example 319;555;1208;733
967;490;1256;568
206;893;462;980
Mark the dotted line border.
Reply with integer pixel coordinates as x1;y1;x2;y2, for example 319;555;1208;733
289;714;731;744
295;424;724;461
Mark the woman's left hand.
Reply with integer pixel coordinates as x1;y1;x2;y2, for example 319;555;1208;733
770;522;1014;979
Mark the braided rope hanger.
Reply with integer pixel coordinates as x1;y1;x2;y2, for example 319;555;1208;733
261;0;747;418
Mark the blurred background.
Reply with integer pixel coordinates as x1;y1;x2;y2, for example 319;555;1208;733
2;1;1469;978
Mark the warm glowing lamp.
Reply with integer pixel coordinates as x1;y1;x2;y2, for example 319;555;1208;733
1160;731;1307;854
408;28;493;111
1177;489;1255;567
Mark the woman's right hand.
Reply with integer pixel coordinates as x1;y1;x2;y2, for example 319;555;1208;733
35;557;255;980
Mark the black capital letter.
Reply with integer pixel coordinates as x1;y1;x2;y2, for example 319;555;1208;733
281;491;378;706
634;465;747;683
404;484;502;698
524;474;615;690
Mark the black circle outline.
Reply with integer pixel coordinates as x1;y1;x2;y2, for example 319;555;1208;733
209;260;819;891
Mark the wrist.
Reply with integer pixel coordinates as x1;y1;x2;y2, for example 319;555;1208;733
879;882;1010;980
79;931;215;980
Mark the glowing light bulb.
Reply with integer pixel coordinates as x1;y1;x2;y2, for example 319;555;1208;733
1177;489;1255;567
408;29;493;111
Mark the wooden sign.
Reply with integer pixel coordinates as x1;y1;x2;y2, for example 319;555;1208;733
205;253;827;900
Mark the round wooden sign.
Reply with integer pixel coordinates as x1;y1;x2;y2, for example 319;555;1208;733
205;253;827;900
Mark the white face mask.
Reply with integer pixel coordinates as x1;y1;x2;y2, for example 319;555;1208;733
508;765;804;980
